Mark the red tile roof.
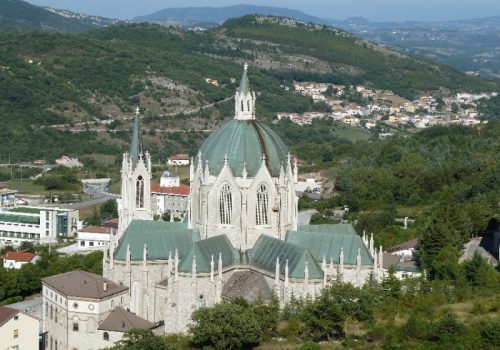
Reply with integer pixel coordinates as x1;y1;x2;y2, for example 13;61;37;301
169;154;189;161
0;307;18;327
4;251;36;262
151;183;190;196
78;226;113;234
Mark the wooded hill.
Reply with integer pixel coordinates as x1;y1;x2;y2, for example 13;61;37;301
0;15;498;162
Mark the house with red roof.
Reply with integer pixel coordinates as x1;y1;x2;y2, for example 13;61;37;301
167;153;190;166
2;251;40;269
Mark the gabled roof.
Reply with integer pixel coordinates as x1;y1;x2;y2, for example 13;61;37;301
42;270;128;299
114;220;199;261
98;307;154;332
286;224;372;266
151;183;190;196
0;306;18;327
180;235;237;273
4;251;37;262
386;238;418;253
251;235;323;279
78;226;113;234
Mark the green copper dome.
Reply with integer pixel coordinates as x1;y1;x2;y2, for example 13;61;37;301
198;120;289;177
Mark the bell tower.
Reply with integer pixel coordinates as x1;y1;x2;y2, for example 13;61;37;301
117;107;153;237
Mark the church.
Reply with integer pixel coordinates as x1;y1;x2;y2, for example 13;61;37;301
103;65;383;333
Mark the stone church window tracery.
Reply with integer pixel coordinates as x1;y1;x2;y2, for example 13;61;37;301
136;176;144;208
219;183;233;225
256;184;270;226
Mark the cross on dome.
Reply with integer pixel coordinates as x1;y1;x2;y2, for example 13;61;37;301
135;106;140;116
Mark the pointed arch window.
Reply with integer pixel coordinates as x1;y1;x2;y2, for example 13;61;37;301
247;100;250;112
256;184;270;226
136;176;144;208
219;183;233;225
241;100;244;112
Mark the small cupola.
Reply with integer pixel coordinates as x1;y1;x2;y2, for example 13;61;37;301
234;63;256;121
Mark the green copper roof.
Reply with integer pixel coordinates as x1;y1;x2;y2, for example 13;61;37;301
114;220;200;261
251;235;323;279
198;120;289;177
286;225;373;266
238;66;250;95
180;235;238;273
129;116;142;168
297;224;358;235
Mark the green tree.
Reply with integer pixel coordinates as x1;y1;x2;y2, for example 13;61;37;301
190;300;264;350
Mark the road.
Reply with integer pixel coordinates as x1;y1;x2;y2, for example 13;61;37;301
60;184;119;210
298;210;317;225
46;96;234;133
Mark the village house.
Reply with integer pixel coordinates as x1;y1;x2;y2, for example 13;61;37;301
167;153;190;166
0;306;40;350
77;226;115;251
3;250;40;269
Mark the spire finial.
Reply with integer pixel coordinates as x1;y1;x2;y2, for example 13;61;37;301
135;106;140;116
224;154;229;165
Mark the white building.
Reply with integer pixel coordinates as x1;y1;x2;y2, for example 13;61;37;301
159;171;180;187
0;306;40;350
383;238;421;279
167;154;190;166
0;206;79;247
77;226;114;251
151;183;190;218
103;65;382;335
0;185;17;208
42;270;141;350
3;250;40;269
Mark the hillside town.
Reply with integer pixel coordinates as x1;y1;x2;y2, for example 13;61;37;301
277;81;498;131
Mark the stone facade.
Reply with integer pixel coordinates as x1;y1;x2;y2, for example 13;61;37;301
103;65;383;336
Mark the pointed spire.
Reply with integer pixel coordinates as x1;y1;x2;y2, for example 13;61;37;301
369;233;374;256
322;256;327;287
174;249;179;281
235;63;255;120
192;254;197;281
242;162;247;180
339;246;344;276
378;246;383;271
239;63;250;96
210;255;215;283
275;257;280;286
284;259;289;289
129;109;143;168
218;252;223;281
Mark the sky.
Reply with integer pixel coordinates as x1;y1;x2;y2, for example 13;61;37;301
25;0;500;22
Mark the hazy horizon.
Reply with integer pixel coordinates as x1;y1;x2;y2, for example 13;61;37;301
25;0;500;22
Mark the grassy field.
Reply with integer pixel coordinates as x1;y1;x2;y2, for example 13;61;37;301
332;124;371;142
7;180;52;195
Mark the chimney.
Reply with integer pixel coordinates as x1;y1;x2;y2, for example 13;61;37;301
103;282;108;292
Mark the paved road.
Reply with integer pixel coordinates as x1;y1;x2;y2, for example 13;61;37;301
298;210;317;225
60;184;119;210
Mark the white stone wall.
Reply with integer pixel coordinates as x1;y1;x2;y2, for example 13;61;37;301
190;157;298;251
0;311;39;350
42;283;128;350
